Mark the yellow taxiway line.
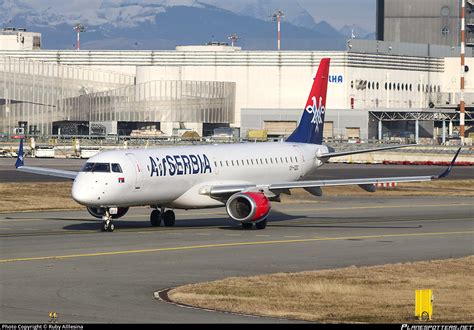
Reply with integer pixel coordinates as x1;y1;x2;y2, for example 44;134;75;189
1;230;472;264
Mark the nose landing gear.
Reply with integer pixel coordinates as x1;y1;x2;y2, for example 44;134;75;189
101;210;115;232
150;207;176;227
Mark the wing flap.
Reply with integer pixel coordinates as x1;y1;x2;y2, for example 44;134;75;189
318;145;409;160
269;175;433;191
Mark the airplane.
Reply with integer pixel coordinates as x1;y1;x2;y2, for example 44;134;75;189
14;58;461;232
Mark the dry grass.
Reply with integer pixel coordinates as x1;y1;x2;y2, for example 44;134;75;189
0;182;81;212
169;256;474;323
0;180;473;213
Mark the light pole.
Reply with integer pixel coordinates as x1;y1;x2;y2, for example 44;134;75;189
271;10;284;51
227;34;239;47
73;23;86;51
460;0;466;145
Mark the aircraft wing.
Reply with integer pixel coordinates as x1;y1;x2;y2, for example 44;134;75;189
317;145;409;161
205;147;461;198
16;166;78;180
14;140;78;180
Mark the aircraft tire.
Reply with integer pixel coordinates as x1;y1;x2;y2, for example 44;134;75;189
255;219;267;230
102;220;114;232
163;210;176;227
242;222;253;229
150;210;161;227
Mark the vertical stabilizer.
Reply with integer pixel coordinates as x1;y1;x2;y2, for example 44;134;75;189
286;58;330;144
15;139;24;168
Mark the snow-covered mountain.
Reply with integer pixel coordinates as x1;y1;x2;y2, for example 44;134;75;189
0;0;370;50
338;24;375;40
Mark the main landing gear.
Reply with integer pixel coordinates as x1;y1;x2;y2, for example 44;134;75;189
242;218;267;230
150;208;176;227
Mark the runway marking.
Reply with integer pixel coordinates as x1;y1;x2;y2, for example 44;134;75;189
0;203;471;222
1;230;472;264
0;215;472;238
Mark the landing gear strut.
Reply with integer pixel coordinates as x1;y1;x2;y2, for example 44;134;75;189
101;209;115;232
150;208;176;227
241;218;267;230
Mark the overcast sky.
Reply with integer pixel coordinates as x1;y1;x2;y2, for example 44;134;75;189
298;0;376;30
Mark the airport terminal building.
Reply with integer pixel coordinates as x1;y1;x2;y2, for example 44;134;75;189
0;33;473;142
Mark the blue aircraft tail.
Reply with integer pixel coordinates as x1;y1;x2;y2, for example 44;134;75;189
286;58;330;145
15;139;24;168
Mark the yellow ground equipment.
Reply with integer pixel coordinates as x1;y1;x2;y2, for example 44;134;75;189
415;289;433;321
247;129;267;141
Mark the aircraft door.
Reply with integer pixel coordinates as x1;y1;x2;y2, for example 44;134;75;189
126;153;144;190
213;157;219;175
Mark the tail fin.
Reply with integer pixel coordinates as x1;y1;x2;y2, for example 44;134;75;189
286;58;330;144
15;139;24;168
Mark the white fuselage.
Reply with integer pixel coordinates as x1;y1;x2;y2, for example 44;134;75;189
71;142;329;209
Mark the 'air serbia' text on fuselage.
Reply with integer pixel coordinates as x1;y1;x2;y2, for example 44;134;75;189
149;154;212;177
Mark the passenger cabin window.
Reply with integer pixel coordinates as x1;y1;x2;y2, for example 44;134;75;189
111;163;123;173
81;162;110;173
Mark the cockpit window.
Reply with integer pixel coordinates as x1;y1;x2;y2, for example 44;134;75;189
111;163;123;173
80;162;110;173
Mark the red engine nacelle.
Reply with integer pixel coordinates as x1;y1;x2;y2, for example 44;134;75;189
87;206;129;219
226;192;271;223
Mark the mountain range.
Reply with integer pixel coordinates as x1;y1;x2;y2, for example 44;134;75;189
0;0;375;50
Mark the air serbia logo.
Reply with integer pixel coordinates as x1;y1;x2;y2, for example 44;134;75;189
305;96;325;132
149;154;212;177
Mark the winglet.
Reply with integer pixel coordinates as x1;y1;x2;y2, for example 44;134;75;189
15;139;24;168
433;147;461;179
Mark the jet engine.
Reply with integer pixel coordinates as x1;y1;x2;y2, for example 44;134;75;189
226;192;271;223
86;206;129;219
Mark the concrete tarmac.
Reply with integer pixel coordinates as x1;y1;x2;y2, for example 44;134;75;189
0;196;473;323
0;157;473;182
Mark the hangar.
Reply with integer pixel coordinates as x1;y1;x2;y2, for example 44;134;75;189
0;36;472;142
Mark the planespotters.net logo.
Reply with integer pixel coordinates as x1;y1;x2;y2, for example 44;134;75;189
401;325;474;330
304;95;325;132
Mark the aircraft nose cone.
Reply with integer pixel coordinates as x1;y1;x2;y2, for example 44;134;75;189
72;178;89;206
72;175;102;206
